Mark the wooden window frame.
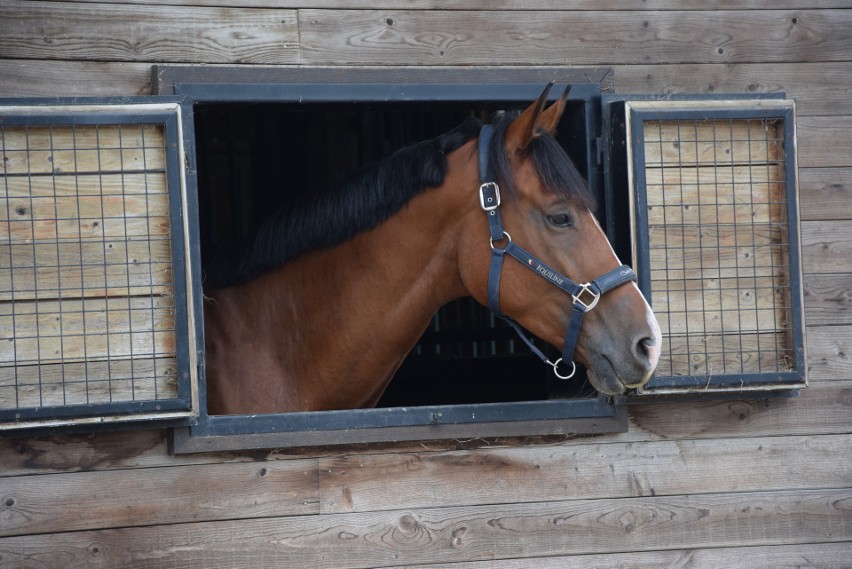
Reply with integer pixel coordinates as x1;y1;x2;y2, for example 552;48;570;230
0;99;200;431
601;94;806;397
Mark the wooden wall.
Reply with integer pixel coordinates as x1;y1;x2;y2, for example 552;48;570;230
1;2;851;567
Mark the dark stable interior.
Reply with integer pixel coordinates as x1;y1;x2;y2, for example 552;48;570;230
193;101;598;408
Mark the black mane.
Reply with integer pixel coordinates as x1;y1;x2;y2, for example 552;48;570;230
205;110;596;289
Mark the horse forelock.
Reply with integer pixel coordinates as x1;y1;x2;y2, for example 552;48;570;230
205;117;483;289
488;111;597;212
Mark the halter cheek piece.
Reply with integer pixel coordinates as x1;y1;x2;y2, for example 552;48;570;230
478;124;638;379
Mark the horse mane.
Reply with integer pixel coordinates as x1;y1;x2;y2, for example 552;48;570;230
205;109;596;289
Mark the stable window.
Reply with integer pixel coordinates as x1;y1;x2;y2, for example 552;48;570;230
0;69;806;450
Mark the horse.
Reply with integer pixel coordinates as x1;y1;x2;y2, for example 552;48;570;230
202;84;661;415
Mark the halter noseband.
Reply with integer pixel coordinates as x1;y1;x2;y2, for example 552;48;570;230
478;124;637;379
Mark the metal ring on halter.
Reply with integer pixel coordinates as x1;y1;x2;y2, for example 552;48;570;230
490;231;512;250
548;358;576;380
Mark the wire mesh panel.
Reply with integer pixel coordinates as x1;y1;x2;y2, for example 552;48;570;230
0;102;196;429
626;100;805;393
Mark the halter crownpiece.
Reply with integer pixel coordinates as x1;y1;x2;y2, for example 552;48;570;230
478;124;638;379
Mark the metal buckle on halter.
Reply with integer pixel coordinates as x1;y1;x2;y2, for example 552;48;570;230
572;283;601;312
479;182;501;212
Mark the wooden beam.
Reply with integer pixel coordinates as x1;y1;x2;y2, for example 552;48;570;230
0;489;847;567
378;543;852;569
0;458;319;537
298;10;852;66
0;1;299;64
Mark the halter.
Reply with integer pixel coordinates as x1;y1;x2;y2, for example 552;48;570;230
478;124;638;379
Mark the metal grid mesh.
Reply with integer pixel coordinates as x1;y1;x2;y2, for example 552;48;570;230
0;122;178;411
642;117;795;378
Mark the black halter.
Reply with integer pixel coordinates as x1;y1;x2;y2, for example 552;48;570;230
478;124;638;379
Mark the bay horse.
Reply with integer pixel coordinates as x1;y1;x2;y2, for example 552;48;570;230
203;84;661;415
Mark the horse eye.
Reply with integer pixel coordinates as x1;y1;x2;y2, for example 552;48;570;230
547;213;573;228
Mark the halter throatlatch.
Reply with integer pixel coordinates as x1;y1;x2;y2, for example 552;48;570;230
478;124;638;379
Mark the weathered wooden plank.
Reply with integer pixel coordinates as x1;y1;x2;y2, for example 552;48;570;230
0;379;848;477
380;542;852;569
0;366;178;409
797;116;852;168
2;174;168;200
0;458;318;537
0;1;299;64
801;220;852;274
46;0;852;10
807;325;852;381
643;119;783;167
614;62;852;117
655;332;794;377
799;167;852;221
0;60;152;98
0;489;847;567
0;266;174;303
299;10;852;66
0;295;176;366
318;434;851;514
2;431;848;536
804;273;852;326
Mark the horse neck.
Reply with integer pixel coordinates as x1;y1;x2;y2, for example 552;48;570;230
207;140;479;412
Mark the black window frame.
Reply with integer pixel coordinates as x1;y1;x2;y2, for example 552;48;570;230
169;78;629;453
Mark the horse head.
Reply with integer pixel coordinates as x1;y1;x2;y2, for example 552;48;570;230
459;84;661;395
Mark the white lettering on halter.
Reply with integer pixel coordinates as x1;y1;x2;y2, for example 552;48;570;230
536;264;564;286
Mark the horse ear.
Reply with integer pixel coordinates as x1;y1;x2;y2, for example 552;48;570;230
537;84;570;136
505;82;554;155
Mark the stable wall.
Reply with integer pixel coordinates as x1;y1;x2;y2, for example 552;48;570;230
1;2;851;567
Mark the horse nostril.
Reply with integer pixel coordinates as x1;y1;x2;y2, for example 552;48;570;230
635;336;659;369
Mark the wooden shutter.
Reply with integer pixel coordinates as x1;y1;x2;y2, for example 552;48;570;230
605;96;806;395
0;101;198;430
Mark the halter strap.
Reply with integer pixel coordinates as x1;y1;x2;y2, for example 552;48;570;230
478;124;637;379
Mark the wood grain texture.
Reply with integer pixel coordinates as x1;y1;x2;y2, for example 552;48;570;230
0;459;318;537
804;273;852;326
0;1;299;64
0;380;848;477
317;434;851;514
797;116;852;168
807;325;852;380
42;0;852;10
799;167;852;221
299;9;852;66
0;489;848;568
802;221;852;274
378;542;852;569
613;62;852;117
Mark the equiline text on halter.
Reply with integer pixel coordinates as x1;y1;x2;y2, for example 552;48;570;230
478;123;638;379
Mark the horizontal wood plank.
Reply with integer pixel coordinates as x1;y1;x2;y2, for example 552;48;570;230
0;1;299;64
0;489;847;567
381;542;852;569
318;433;851;514
803;273;852;326
797;116;852;168
0;379;848;477
299;9;852;66
40;0;852;10
799;167;852;221
807;325;852;380
614;62;852;117
0;459;319;537
801;220;852;274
